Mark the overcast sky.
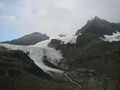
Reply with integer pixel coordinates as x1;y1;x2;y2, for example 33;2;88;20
0;0;120;41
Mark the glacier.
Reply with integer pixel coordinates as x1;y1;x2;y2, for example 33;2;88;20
0;35;77;73
0;43;63;73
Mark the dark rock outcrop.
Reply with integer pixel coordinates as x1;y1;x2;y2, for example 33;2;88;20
48;39;62;48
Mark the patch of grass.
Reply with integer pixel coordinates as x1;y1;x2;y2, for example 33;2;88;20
0;75;85;90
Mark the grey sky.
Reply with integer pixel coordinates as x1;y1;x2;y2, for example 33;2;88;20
0;0;120;41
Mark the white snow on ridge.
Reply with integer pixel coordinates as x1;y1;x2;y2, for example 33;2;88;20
102;31;120;42
60;35;77;44
34;35;77;47
0;43;63;73
34;39;51;47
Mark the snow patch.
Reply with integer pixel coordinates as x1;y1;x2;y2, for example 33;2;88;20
34;35;77;47
59;35;77;44
34;39;51;47
101;31;120;42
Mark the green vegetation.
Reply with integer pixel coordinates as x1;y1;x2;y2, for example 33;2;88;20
0;50;50;79
0;75;83;90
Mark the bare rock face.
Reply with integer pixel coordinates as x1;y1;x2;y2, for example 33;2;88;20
2;32;49;45
48;39;62;48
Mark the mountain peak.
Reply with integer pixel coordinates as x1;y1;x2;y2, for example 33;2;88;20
2;32;49;45
30;32;42;35
87;16;106;24
94;16;102;20
76;17;120;36
28;32;42;37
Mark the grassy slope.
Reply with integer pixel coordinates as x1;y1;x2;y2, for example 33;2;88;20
0;50;84;90
0;75;84;90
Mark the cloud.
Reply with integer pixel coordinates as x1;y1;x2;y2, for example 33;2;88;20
51;0;77;10
0;2;6;9
12;8;79;36
0;15;16;27
0;0;120;41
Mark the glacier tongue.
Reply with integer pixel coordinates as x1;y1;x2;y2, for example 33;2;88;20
0;43;63;73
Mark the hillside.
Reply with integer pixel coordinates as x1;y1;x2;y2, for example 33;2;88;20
0;50;82;90
2;32;49;45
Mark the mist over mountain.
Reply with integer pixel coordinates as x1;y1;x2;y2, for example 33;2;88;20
2;32;49;45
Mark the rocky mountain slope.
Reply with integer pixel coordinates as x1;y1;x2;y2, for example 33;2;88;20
52;17;120;90
2;32;49;45
57;38;120;90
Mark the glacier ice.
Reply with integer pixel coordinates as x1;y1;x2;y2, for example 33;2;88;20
0;43;63;73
